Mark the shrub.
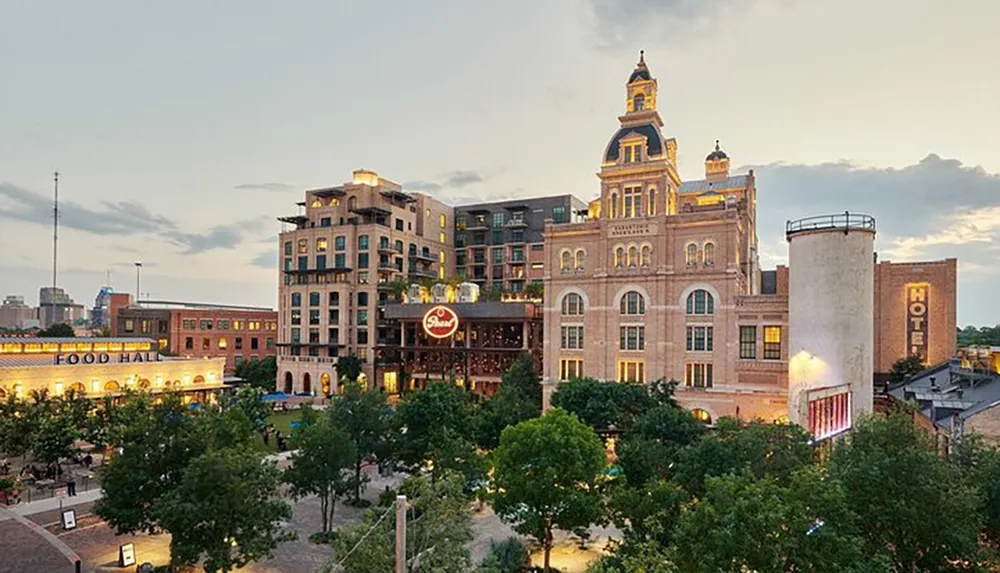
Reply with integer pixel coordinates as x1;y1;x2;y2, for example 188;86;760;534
480;537;531;573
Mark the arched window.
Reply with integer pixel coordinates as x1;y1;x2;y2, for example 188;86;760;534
193;375;206;385
614;246;625;268
610;192;619;219
329;198;340;207
560;250;571;271
302;373;312;394
138;378;151;390
633;93;645;112
686;289;715;315
69;382;86;394
627;245;638;268
348;196;358;211
105;380;120;391
640;245;651;267
562;293;584;316
321;373;332;396
310;199;322;208
691;408;712;424
218;336;227;350
620;291;646;315
704;242;716;266
283;372;293;394
686;243;698;266
647;188;656;216
575;249;585;270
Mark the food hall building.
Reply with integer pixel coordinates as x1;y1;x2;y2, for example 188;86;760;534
0;337;228;402
374;284;543;396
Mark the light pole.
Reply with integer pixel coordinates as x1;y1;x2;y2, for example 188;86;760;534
134;262;142;303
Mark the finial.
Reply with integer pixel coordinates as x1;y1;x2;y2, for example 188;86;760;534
638;50;645;66
715;139;720;151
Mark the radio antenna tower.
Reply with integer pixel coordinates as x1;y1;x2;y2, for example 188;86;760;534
52;170;59;289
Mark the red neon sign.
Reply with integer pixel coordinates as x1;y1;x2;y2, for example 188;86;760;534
422;306;459;339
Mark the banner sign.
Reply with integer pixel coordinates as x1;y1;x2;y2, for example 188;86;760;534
906;284;929;362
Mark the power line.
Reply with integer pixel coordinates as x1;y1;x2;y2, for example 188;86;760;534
335;505;393;568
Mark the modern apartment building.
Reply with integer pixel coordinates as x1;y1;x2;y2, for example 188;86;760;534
276;170;454;394
454;196;586;293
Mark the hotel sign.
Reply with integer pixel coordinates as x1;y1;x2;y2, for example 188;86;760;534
906;284;929;362
423;305;459;339
54;351;161;366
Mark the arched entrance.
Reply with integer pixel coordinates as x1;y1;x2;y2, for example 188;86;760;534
105;380;120;392
283;372;293;394
193;375;205;385
302;372;312;395
69;382;86;395
320;373;331;396
691;408;713;425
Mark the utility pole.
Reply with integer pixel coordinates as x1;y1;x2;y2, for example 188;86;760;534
52;170;59;289
395;495;406;573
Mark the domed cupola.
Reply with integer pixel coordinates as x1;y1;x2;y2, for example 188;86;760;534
705;140;731;181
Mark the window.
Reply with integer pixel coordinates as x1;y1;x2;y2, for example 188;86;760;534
492;249;504;264
511;229;524;242
311;199;322;208
763;326;782;360
440;214;447;228
623;186;642;218
561;326;584;350
283;241;292;256
309;310;320;325
396;219;404;231
739;326;757;359
233;320;243;330
623;143;641;164
357;329;369;345
201;337;210;350
266;337;274;350
291;310;301;325
685;363;713;388
349;196;358;211
552;206;567;223
619;326;645;351
335;236;346;250
633;93;645;111
686;289;714;315
686;326;714;351
283;257;292;271
358;235;369;250
309;292;320;306
316;254;327;270
329;292;340;306
297;255;308;271
358;253;369;269
647;188;656;216
628;245;638;267
357;310;368;326
456;233;466;248
511;246;524;262
574;249;585;270
492;229;503;244
620;291;646;315
251;337;259;350
358;292;369;307
704;242;715;266
614;246;625;268
610;192;618;218
359;271;369;284
298;239;308;254
218;336;228;350
394;240;403;254
200;319;213;330
618;360;645;383
316;238;328;252
329;309;340;323
184;337;193;350
686;243;698;266
321;217;331;227
290;328;301;344
640;245;651;267
124;319;135;332
440;231;446;243
562;293;584;315
560;250;571;271
492;212;505;228
456;216;467;230
334;253;346;268
559;358;583;381
235;337;243;350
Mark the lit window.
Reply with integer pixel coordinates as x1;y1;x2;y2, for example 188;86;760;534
561;326;584;350
384;372;398;394
686;290;714;315
218;337;227;350
647;188;656;216
440;232;446;243
763;326;782;360
685;243;698;266
298;239;308;254
739;326;756;359
685;363;713;388
618;360;645;383
620;291;645;315
316;238;328;252
685;326;714;351
329;198;340;207
311;199;322;208
619;326;645;351
559;358;583;381
610;192;619;218
691;408;712;424
562;293;584;316
704;242;715;266
440;214;447;228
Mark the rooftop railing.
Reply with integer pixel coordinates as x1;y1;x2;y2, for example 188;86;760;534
786;212;875;237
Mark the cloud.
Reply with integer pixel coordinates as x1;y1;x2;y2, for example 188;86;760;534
404;170;487;193
250;250;277;269
587;0;756;48
749;153;1000;276
163;218;269;255
234;182;296;192
0;181;176;236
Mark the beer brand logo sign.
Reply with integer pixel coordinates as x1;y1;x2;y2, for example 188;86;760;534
906;284;929;362
423;305;459;339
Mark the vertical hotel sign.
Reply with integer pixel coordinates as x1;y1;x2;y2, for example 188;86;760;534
906;284;929;363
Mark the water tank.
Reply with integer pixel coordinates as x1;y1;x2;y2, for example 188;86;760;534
786;213;876;433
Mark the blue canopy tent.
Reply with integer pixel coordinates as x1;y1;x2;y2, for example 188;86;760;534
262;393;289;402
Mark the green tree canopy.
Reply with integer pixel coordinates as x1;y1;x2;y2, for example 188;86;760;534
492;408;607;571
233;356;278;392
550;377;653;432
615;404;705;486
37;323;75;337
336;354;364;384
393;381;482;484
284;407;355;533
474;352;542;450
887;354;926;385
329;380;391;504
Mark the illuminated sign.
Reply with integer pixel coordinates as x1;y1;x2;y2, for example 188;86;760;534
422;305;459;339
54;352;161;366
906;284;929;362
808;390;852;441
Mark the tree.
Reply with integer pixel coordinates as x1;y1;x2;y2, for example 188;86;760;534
478;537;530;573
474;353;542;450
159;447;293;572
887;354;926;385
220;386;271;433
336;354;364;384
284;408;355;533
607;479;687;548
952;434;1000;546
394;382;482;484
37;323;75;337
234;356;278;392
479;286;503;302
615;404;705;486
329;381;391;504
586;541;678;573
492;408;606;571
827;411;982;572
551;377;653;432
524;281;544;301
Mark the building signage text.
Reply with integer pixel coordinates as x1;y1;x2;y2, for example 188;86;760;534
53;352;161;366
609;223;653;238
906;284;929;362
423;306;459;339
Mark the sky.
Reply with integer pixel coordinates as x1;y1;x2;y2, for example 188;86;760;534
1;0;998;325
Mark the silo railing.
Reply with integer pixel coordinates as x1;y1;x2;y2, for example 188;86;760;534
786;212;876;238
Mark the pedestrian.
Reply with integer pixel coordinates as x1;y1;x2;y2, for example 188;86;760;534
66;474;76;497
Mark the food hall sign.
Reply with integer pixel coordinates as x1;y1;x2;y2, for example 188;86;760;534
423;305;459;339
54;351;161;366
906;284;929;362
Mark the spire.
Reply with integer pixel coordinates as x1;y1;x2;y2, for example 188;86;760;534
638;50;645;66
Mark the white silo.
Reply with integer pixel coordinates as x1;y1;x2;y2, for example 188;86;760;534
786;213;875;439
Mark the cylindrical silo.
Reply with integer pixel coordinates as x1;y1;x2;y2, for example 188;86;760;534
786;213;876;437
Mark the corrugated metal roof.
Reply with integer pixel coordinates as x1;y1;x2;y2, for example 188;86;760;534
678;175;749;194
0;337;155;344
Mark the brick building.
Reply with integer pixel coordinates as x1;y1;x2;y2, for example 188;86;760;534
110;294;277;374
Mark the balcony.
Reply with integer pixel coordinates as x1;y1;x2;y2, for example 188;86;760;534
377;244;395;255
285;265;352;274
409;268;437;279
505;219;528;228
471;259;487;266
378;262;402;273
413;251;436;262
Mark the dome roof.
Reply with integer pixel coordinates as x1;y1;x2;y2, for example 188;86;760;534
604;124;665;162
706;140;728;161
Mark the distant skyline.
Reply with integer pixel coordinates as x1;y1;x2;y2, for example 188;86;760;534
1;0;998;325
